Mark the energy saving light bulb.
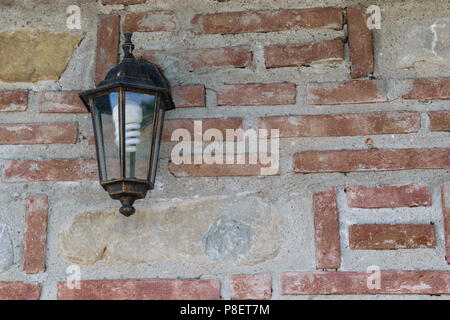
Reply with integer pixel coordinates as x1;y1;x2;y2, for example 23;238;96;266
112;100;143;153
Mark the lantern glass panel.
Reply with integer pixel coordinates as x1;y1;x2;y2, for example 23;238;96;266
91;91;120;181
122;91;156;180
148;104;165;186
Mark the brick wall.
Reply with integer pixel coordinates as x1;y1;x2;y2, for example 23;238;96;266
0;0;449;300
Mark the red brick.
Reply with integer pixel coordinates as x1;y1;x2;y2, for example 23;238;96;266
162;118;243;142
231;274;271;300
0;0;14;7
258;111;420;138
136;47;253;72
2;159;98;183
265;40;344;68
282;271;450;295
294;148;450;173
307;80;387;105
23;194;48;274
134;49;167;68
95;15;119;85
442;184;450;264
347;7;374;78
191;8;343;34
33;0;95;3
349;224;436;250
217;83;296;106
87;133;95;145
38;91;87;113
428;111;450;132
403;78;450;100
57;279;220;300
183;46;252;71
102;0;145;4
346;183;431;208
123;11;178;32
314;188;340;269
0;91;27;112
0;122;78;145
169;154;280;177
171;85;205;108
0;282;41;300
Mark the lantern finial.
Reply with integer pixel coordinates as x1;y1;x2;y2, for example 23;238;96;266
122;32;135;60
119;196;136;217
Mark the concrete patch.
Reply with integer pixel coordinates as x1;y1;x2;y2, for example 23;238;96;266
397;18;450;69
205;216;253;262
0;219;14;273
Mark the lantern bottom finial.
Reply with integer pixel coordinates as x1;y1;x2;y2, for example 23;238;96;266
119;197;136;217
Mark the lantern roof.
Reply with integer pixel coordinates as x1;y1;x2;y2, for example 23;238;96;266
79;32;175;112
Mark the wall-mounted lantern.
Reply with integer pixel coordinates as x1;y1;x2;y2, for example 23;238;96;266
79;32;175;217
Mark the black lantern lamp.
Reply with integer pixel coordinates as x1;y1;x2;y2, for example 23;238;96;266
79;32;175;217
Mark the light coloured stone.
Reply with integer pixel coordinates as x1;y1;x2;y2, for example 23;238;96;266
57;211;115;265
0;219;13;273
397;18;450;69
0;30;83;83
58;194;281;266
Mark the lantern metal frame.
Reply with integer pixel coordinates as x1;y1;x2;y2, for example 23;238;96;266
79;32;175;216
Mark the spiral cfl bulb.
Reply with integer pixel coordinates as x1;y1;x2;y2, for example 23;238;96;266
112;101;143;153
